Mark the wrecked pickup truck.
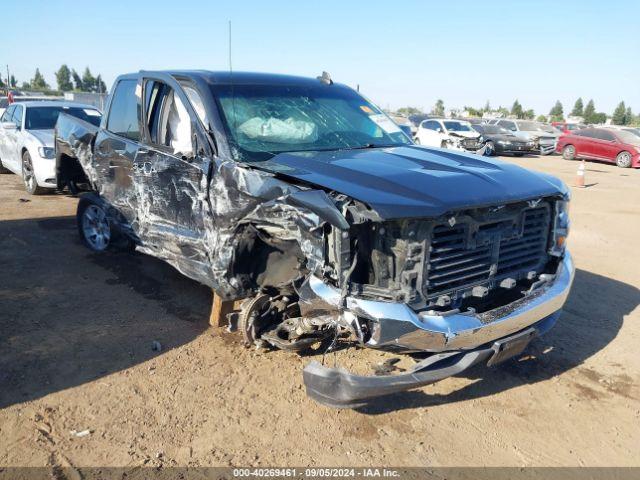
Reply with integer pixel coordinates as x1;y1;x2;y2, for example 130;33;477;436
55;71;574;408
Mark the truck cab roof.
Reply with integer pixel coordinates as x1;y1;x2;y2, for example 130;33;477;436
116;70;337;87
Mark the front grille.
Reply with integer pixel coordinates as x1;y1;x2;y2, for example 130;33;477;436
425;205;551;299
461;138;480;149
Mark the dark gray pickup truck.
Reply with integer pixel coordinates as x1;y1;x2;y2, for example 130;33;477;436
55;70;574;408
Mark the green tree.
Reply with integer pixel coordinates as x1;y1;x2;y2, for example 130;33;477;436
483;100;491;113
612;101;627;125
0;76;4;88
464;106;483;117
10;75;17;88
536;114;548;123
71;69;83;90
625;107;633;125
496;106;510;117
510;99;523;118
523;109;535;120
21;81;30;90
549;100;564;122
570;98;584;117
55;64;73;91
30;68;49;90
396;106;422;116
583;99;596;123
82;67;96;92
592;112;607;124
95;74;107;94
432;99;445;117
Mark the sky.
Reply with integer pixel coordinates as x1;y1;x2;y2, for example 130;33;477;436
2;0;639;116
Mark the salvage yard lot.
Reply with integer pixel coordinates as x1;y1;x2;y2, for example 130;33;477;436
0;155;639;467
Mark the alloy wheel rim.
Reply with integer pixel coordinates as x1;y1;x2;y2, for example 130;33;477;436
485;142;494;155
565;146;574;159
619;153;631;167
82;205;111;250
23;158;35;191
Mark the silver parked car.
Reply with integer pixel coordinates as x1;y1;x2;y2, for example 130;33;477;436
0;101;101;194
494;119;559;155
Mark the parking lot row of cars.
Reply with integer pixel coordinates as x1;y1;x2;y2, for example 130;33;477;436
407;115;640;168
0;94;639;197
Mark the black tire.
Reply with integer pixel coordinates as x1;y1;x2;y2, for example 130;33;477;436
562;145;576;160
616;151;632;168
483;141;495;157
22;151;47;195
77;197;112;251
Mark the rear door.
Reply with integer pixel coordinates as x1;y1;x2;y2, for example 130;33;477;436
135;73;209;276
93;78;144;226
0;105;16;168
574;129;597;158
6;105;24;171
592;130;619;162
418;120;442;146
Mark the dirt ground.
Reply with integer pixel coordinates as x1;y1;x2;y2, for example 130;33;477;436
0;154;639;468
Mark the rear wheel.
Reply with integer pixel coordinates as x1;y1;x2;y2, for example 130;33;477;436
616;151;632;168
562;145;576;160
22;151;47;195
77;198;112;251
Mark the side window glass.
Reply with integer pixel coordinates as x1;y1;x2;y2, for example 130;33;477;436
599;131;615;141
12;106;23;127
145;80;192;157
106;79;141;141
1;105;15;122
181;84;208;126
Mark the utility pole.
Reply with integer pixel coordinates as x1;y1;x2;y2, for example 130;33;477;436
6;65;9;88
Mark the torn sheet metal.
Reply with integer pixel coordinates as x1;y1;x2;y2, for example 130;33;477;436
56;112;347;299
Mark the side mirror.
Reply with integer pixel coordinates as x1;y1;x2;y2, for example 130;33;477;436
1;122;17;130
437;127;443;133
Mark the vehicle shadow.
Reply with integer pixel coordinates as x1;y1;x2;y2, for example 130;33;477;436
0;216;211;409
356;268;638;415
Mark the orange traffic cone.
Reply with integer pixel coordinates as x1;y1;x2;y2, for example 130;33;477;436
575;160;586;188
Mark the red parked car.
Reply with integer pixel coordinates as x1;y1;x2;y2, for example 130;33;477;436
556;127;640;168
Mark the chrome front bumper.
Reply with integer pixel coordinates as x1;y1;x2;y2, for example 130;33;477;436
300;252;574;353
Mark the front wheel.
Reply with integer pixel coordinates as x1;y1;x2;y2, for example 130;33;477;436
22;151;47;195
616;151;632;168
77;198;112;251
483;141;495;156
562;145;576;160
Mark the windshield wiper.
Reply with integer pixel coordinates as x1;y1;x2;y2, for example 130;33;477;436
344;143;399;150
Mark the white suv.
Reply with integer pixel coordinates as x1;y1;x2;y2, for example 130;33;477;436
415;118;483;152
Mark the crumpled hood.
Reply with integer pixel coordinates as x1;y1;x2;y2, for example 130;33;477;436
27;129;55;147
256;145;568;219
448;131;480;139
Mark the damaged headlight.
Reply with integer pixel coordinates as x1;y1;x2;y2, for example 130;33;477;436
551;196;570;256
38;147;55;159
